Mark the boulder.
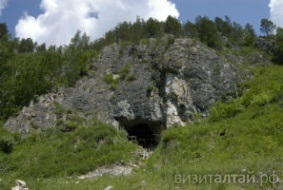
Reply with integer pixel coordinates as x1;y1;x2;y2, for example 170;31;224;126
11;180;29;190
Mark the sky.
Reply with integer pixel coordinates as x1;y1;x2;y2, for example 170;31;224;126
0;0;282;46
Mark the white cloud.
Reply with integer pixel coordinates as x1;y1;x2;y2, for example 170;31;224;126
15;0;179;46
0;0;7;17
269;0;283;27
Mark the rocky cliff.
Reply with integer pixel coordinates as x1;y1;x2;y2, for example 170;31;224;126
4;37;245;141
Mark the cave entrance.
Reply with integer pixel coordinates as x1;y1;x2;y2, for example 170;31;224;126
119;120;164;150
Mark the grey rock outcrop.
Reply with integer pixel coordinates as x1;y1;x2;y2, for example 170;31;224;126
4;37;244;134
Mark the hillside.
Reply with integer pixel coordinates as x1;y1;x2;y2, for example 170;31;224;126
1;16;283;189
2;57;283;190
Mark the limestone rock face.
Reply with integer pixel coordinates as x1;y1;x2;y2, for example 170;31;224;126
4;37;244;134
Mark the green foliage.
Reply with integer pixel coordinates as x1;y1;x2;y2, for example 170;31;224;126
0;128;14;154
195;16;223;49
210;101;243;121
243;23;256;46
165;36;175;49
61;115;84;132
126;73;136;81
140;38;150;46
215;16;233;36
92;15;264;53
119;64;131;79
273;27;283;64
210;65;283;121
214;16;244;43
164;16;183;37
93;16;185;49
249;92;273;106
104;74;119;90
117;64;136;82
0;29;98;118
145;18;162;38
260;18;276;36
18;38;35;53
0;23;9;40
183;21;198;38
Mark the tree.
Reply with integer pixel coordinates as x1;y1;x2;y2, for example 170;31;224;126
0;24;15;75
0;23;9;40
230;22;244;42
145;18;162;38
215;16;233;37
114;22;131;42
195;16;222;49
18;38;35;53
36;43;46;53
243;23;256;46
274;27;283;64
183;21;198;38
164;16;183;37
260;19;276;36
130;17;146;43
70;30;90;50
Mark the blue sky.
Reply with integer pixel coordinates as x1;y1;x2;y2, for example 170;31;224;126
172;0;270;33
1;0;41;35
0;0;280;46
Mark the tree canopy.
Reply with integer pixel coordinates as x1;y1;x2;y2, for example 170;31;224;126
260;19;276;36
195;16;222;49
274;27;283;64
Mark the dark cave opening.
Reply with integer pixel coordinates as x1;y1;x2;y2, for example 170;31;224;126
119;120;164;149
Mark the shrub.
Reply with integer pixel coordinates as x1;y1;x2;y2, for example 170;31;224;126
61;121;79;132
119;64;131;80
209;101;243;121
146;84;153;97
250;92;273;106
0;128;14;154
126;73;136;81
104;74;119;90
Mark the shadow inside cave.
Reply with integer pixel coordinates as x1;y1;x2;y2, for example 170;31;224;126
119;120;164;150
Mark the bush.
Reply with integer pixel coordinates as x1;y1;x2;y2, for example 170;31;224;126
209;101;243;121
146;84;153;97
104;74;119;90
76;122;118;144
126;73;136;81
119;64;131;80
0;128;14;154
250;92;273;106
61;121;79;132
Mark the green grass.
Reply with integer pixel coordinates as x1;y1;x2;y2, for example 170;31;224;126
1;65;283;189
0;121;138;189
